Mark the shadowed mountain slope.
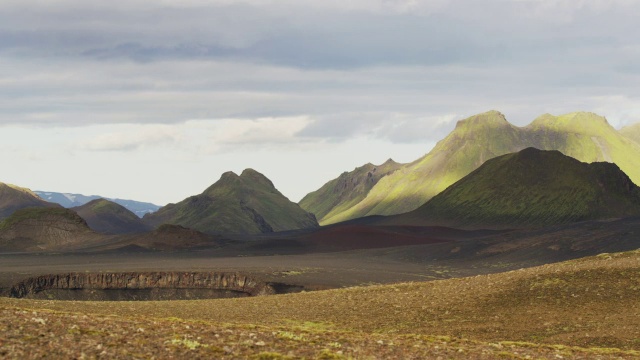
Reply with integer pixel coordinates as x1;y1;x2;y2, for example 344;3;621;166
620;122;640;144
0;182;59;220
303;111;640;225
73;199;151;235
384;148;640;229
0;207;101;251
143;169;318;235
299;159;402;222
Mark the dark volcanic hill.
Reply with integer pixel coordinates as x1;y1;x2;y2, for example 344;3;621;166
384;148;640;229
143;169;318;235
72;199;151;234
0;182;59;220
302;111;640;225
0;207;101;251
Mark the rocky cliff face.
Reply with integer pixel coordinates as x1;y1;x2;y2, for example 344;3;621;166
10;272;301;300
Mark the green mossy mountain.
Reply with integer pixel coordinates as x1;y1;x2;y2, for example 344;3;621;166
299;159;402;222
143;169;318;235
620;122;640;144
73;199;151;234
302;111;640;225
0;182;59;220
384;148;640;229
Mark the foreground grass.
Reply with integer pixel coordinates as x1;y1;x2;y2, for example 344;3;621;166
1;250;639;358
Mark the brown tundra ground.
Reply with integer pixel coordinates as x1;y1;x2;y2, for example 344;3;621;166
1;249;639;359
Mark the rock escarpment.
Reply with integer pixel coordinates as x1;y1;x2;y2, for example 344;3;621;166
10;272;301;300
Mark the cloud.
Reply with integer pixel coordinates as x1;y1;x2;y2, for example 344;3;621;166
1;0;637;69
202;116;315;151
78;124;182;152
0;0;640;135
75;117;319;154
296;112;459;144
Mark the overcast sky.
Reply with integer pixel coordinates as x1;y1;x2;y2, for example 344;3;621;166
1;0;640;205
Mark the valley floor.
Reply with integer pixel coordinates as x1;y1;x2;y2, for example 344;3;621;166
1;249;639;359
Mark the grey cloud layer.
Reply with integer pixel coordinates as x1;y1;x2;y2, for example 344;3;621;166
5;1;638;68
1;0;639;138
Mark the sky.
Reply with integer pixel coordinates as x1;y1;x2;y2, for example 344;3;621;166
1;0;640;205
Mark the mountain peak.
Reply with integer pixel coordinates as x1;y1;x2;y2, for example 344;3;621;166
240;168;260;176
212;171;241;189
240;168;276;190
514;147;564;161
145;168;318;234
220;171;239;179
453;110;511;132
529;111;613;134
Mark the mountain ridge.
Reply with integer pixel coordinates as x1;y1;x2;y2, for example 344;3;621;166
299;159;403;222
302;110;640;225
381;148;640;229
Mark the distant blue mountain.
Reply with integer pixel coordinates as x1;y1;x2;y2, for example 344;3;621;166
34;191;161;218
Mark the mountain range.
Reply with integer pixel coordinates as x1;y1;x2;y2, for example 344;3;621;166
301;111;640;225
1;110;640;250
34;191;160;218
380;147;640;229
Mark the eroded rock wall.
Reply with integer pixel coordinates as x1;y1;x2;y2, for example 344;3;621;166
10;272;277;298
